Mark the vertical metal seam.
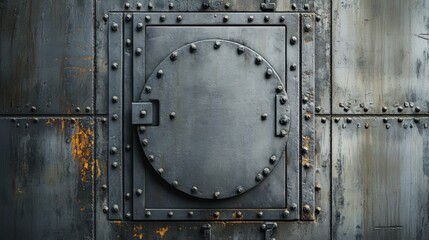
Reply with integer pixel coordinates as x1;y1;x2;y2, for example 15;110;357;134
329;0;333;238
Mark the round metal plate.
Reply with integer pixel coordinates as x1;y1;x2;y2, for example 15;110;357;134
137;39;290;199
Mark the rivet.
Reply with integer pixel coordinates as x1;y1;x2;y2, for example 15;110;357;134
125;193;131;200
280;129;288;137
255;173;264;182
255;56;262;65
334;117;340;123
172;181;179;188
188;211;194;216
30;106;36;112
303;96;309;103
261;113;268;120
168;211;174;217
75;107;81;112
382;106;388;112
136;2;142;9
112;161;119;168
136;22;143;31
263;167;271;176
304;3;310;10
33;118;39;123
265;68;273;78
365;123;369;129
303;162;311;169
257;211;263;218
125;212;132;219
125;14;132;22
415;106;421;112
85;107;91;112
103;206;109;213
214;41;221;49
111;62;119;70
303;204;311;213
301;147;309;154
343;106;349;112
140;110;147;117
126;39;132;47
280;96;288;104
315;184;322;191
290;203;297;210
224;2;230;9
213;191;221;199
398;106;403;112
101;184;107;191
190;43;197;52
157;69;164;78
202;2;210;9
236;211;243;218
342;123;347;128
237;45;245;54
145;86;151;93
315;207;322;215
290;36;297;45
248;16;254;22
170;112;176;119
168;2;174;9
280;16;285;22
316;15;321;22
139;126;146;133
290;64;297;71
112;204;119;213
136;189;143;196
383;118;388;123
363;106;369;112
223;15;229;22
176;15;182;22
102;14;109;22
191;186;198;193
158;168;164;174
135;48;142;56
264;16;270;22
147;2;153;9
236;186;244;194
170;51;178;60
111;22;119;31
213;211;220;218
398;118;403;123
142;139;148;146
110;147;118;154
282;209;290;217
148;154;154;162
279;115;289;125
291;3;297;10
414;118;420;123
404;102;410;107
386;124;391;129
425;123;428;129
315;107;321;113
70;118;76;124
124;2;130;9
270;155;277;164
346;117;352;123
160;15;166;22
304;24;311;32
145;210;151;216
304;114;311;121
145;15;151;22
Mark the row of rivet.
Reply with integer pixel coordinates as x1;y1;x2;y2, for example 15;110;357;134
10;106;91;113
339;102;425;113
107;2;312;11
333;117;429;129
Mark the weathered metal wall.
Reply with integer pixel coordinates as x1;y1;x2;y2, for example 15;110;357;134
1;0;428;239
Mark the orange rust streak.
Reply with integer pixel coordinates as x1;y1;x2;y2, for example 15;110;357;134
133;225;144;239
70;120;94;184
156;227;169;238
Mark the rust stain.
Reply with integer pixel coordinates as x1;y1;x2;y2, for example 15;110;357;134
302;136;311;165
46;118;56;126
83;56;93;61
156;227;169;238
95;159;101;178
71;120;94;184
133;225;144;239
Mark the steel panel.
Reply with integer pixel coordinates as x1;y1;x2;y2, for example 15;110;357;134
0;1;94;115
0;118;94;240
332;0;429;114
332;117;429;239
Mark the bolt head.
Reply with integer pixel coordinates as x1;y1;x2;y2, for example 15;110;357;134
145;210;151;216
382;106;388;112
142;139;148;146
157;168;164;174
140;110;147;117
139;126;146;133
263;167;271;176
101;184;107;191
236;186;244;194
265;68;273;78
255;173;263;182
102;14;109;21
168;2;174;9
125;14;132;22
190;43;197;52
304;24;311;32
236;211;243;218
255;56;262;65
280;96;288;104
136;22;143;31
145;15;151;22
112;161;119;168
280;129;288;137
303;204;311;213
290;36;298;45
315;184;322;191
30;106;36;112
170;51;178;60
202;2;210;9
188;211;194;216
282;209;290;217
112;204;119;212
111;62;119;70
315;207;322;214
111;22;119;31
103;206;109;213
124;2;130;9
214;191;221;198
290;203;297;210
136;189;143;195
264;16;270;22
257;211;263;218
270;155;277;164
224;2;230;9
261;113;268;120
346;117;352;123
172;181;179;188
237;46;245;54
304;3;310;10
223;15;229;22
213;211;220;218
135;47;142;55
291;3;297;10
248;16;254;22
110;147;118;154
176;15;182;22
290;64;297;71
125;39;132;47
415;106;421;112
147;2;153;9
279;16;285;22
148;154;154;162
112;114;119;120
136;2;142;9
157;69;164;78
276;85;284;93
160;15;166;22
145;86;151;93
168;211;174;217
191;186;198;193
170;112;176;119
279;115;289;125
214;41;221;49
125;212;132;219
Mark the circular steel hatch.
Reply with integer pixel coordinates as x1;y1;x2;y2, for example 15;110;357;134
137;39;290;199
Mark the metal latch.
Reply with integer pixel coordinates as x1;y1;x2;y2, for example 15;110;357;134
261;222;278;240
202;224;212;240
260;0;276;11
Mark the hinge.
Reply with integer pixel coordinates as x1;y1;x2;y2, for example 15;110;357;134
261;222;278;240
202;224;212;240
260;0;276;11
